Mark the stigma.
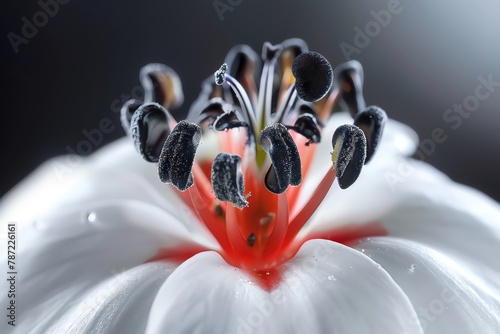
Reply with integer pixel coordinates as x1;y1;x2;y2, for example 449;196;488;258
121;39;387;271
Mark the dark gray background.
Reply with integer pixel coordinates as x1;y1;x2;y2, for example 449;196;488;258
3;0;500;201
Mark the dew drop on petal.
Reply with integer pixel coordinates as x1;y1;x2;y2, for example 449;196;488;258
87;211;97;223
239;277;253;285
408;264;417;273
327;275;336;281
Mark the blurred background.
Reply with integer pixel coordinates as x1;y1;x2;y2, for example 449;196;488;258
3;0;500;201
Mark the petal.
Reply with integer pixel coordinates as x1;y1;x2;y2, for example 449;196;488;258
353;237;500;334
0;199;205;334
0;138;216;241
50;262;175;333
307;157;500;288
146;240;423;334
378;173;500;288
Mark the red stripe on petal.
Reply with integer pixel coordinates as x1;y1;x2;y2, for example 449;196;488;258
144;246;208;265
305;221;388;246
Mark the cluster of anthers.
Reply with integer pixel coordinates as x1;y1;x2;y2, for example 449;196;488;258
120;39;386;273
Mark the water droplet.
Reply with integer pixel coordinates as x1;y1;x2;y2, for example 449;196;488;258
265;271;270;276
240;278;253;285
361;249;365;253
87;212;97;223
327;275;336;281
408;264;417;273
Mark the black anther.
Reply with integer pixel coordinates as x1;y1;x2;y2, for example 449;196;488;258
259;123;302;194
289;113;321;146
196;98;227;125
140;63;184;109
354;106;387;163
292;51;333;102
331;124;367;189
120;99;142;134
158;121;202;191
213;111;248;131
211;153;248;209
333;60;366;117
130;103;171;162
298;104;324;127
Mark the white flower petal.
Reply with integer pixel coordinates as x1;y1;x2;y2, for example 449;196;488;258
0;138;215;241
353;237;500;334
0;199;207;334
307;157;500;291
146;240;423;334
50;262;176;334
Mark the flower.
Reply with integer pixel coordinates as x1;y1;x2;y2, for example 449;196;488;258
1;39;500;334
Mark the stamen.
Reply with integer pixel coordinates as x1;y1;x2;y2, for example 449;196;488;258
331;124;367;189
354;106;387;163
273;83;297;124
129;102;171;162
213;110;248;131
262;42;282;61
214;63;228;86
223;44;260;104
284;168;336;247
187;76;224;123
158;120;202;191
298;104;324;127
140;63;184;109
261;193;289;259
214;63;257;138
259;123;302;194
288;113;321;146
333;60;366;117
123;40;391;273
257;42;283;127
120;99;142;134
273;39;308;122
211;153;249;209
195;98;227;125
292;51;333;102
